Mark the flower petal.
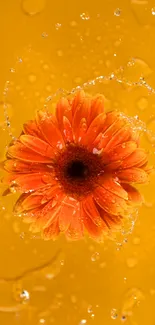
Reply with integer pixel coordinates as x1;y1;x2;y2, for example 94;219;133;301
117;167;149;183
83;215;104;241
7;142;53;163
3;159;53;174
58;196;78;232
56;97;72;124
65;204;84;240
14;184;60;213
97;112;124;149
71;90;85;116
19;135;56;158
72;94;91;142
120;149;148;169
14;192;44;213
93;186;127;216
42;217;60;240
29;192;64;232
104;125;131;151
97;175;128;199
122;183;143;205
89;94;104;124
56;98;73;143
36;111;65;150
82;113;106;146
100;209;122;230
23;120;44;139
103;141;137;163
82;196;103;226
6;173;54;191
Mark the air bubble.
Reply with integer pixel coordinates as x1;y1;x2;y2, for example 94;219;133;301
111;308;118;320
114;8;121;16
80;12;90;20
28;74;37;83
22;0;46;16
136;97;148;111
10;68;15;73
57;50;63;57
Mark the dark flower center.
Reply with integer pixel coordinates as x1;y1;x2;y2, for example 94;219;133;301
54;144;104;199
65;160;89;180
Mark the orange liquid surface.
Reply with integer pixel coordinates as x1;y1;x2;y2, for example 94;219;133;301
0;0;155;324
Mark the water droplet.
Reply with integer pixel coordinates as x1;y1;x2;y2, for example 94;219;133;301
28;74;37;83
20;232;26;239
132;236;140;245
79;320;87;325
18;57;23;63
10;68;15;73
150;288;155;295
43;64;49;70
39;319;46;324
126;257;138;268
125;58;152;79
80;12;90;20
136;97;148;111
20;290;30;303
151;7;155;15
87;305;93;313
70;295;77;303
105;60;111;68
42;32;48;38
121;315;127;322
46;85;52;92
111;308;118;320
114;8;121;16
74;77;82;84
96;36;102;41
70;21;77;27
121;288;145;316
91;314;95;319
22;0;46;16
91;252;100;262
146;117;155;143
57;50;63;57
99;262;106;268
55;23;62;30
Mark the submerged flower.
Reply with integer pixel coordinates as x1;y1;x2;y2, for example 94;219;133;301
2;91;150;241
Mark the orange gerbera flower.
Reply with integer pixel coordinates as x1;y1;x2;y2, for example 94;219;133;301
2;91;150;241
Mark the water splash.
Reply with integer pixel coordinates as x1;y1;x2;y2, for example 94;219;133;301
3;57;155;142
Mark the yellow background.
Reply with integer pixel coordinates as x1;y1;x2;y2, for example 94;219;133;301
0;0;155;324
